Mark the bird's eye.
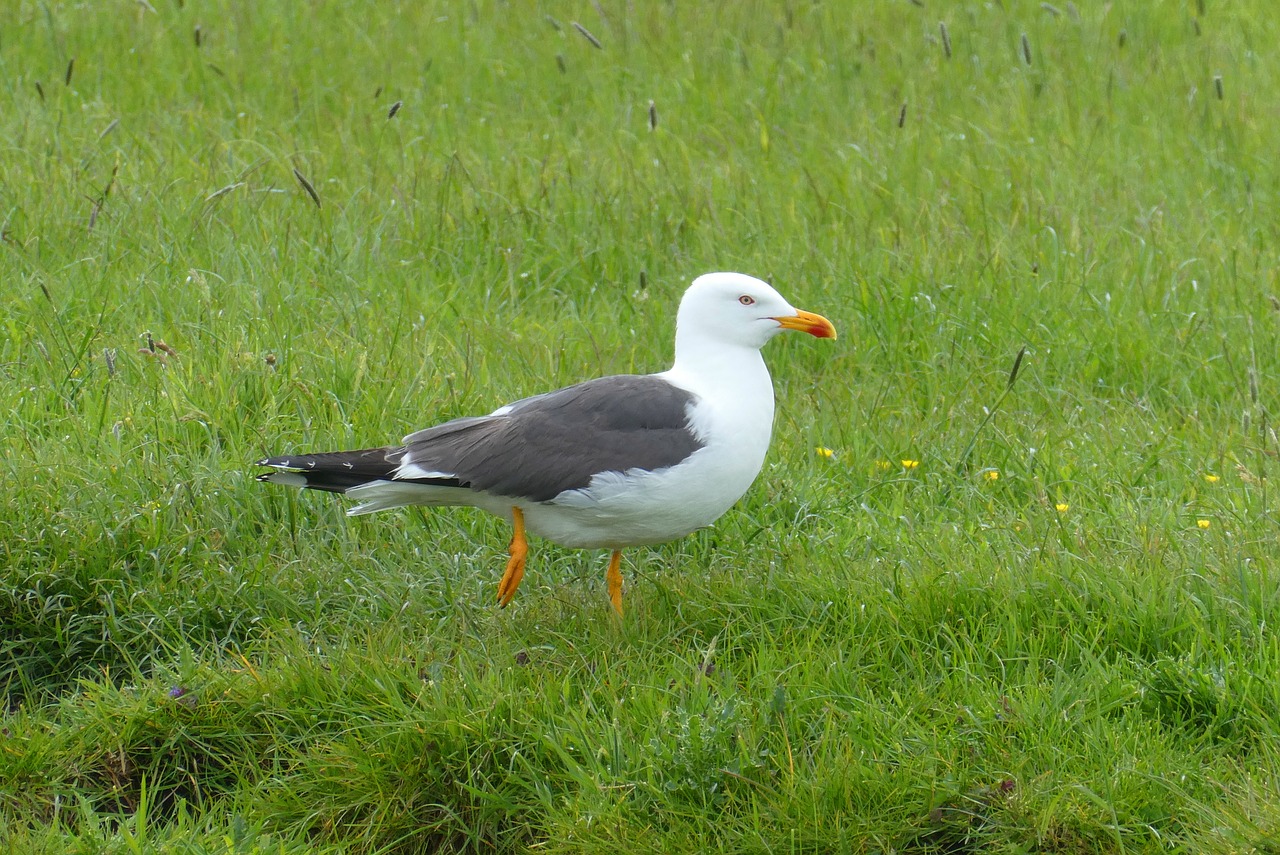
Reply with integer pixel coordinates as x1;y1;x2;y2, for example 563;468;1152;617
738;295;755;306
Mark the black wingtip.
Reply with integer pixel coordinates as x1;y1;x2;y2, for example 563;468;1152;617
251;448;402;494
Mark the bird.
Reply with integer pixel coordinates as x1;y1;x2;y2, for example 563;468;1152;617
255;272;836;614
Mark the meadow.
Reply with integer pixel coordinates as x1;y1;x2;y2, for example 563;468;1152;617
3;1;1280;851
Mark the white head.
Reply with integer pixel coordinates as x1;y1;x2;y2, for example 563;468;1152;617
674;272;836;353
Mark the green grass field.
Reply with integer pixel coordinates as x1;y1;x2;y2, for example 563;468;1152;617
4;1;1280;851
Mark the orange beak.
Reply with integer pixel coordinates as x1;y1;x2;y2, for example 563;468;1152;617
773;309;837;339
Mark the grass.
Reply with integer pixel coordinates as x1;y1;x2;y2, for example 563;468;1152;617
4;0;1280;851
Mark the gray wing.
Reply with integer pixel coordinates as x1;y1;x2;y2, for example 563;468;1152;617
398;375;705;502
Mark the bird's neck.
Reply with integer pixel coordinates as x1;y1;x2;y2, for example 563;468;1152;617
664;337;774;415
663;338;776;470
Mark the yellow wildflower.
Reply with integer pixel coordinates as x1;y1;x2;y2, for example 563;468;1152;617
901;459;920;470
983;470;1000;482
1055;502;1069;513
1197;519;1211;529
1204;474;1220;483
815;446;835;459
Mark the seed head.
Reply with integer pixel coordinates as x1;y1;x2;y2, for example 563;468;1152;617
572;21;602;49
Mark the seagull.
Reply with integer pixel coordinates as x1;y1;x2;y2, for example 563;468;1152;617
255;272;836;613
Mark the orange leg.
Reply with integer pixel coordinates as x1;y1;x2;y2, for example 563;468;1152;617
497;507;528;607
606;550;624;615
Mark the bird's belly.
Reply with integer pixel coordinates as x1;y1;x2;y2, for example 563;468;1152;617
521;442;767;549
